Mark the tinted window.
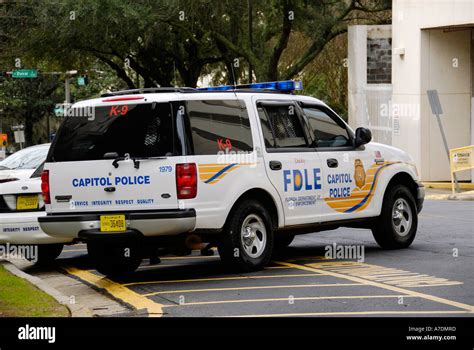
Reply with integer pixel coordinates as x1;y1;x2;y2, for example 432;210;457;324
50;103;175;162
303;106;351;148
0;145;49;170
186;100;253;155
257;104;307;148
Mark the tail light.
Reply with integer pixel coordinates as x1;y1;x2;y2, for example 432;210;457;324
176;163;197;199
41;170;50;204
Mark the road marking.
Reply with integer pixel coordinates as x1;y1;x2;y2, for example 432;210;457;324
227;310;472;317
275;261;474;312
63;266;164;317
308;261;462;288
163;294;415;307
142;283;362;296
123;273;326;286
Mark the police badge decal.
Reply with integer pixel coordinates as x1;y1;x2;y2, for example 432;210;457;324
354;159;366;188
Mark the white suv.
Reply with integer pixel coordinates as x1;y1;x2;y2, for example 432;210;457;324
39;81;424;275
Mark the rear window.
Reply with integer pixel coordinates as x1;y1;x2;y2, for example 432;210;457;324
49;103;176;162
185;100;253;155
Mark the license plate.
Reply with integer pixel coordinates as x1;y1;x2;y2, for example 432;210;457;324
100;215;126;232
16;195;39;210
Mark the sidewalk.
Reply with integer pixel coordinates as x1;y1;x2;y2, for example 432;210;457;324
424;187;474;201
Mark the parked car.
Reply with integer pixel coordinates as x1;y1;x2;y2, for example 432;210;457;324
0;146;73;264
0;144;50;183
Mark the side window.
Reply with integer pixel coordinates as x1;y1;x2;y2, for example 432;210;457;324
302;106;351;148
257;104;308;148
186;100;253;155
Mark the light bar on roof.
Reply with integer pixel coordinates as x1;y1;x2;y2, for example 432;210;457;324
197;80;303;92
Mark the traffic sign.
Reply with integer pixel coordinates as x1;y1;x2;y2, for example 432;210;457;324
12;69;38;78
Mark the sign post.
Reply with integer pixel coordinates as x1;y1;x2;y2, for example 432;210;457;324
427;90;460;193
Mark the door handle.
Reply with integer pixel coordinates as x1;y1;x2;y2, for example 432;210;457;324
104;187;116;192
269;161;282;170
327;158;338;168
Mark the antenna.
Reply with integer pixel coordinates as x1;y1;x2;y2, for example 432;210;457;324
230;61;237;88
173;61;177;88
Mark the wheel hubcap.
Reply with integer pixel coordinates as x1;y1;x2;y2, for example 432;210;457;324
392;198;412;237
241;214;267;258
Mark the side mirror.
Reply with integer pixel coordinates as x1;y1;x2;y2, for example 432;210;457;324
354;127;372;148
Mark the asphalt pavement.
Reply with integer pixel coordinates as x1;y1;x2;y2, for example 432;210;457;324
13;199;474;317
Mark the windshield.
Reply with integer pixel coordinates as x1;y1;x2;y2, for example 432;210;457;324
50;103;177;162
0;145;50;170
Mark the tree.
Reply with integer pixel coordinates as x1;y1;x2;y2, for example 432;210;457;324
2;0;390;88
0;75;63;145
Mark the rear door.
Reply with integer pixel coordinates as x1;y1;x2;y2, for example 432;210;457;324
254;99;323;226
45;101;181;213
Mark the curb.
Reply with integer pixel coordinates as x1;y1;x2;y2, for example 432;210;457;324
423;182;474;190
0;260;93;317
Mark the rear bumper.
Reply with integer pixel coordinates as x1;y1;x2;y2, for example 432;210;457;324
0;211;72;245
38;209;196;239
416;182;425;213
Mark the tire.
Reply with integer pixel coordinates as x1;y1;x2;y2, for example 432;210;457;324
218;199;274;272
87;239;142;276
371;184;418;249
26;244;64;266
274;233;295;251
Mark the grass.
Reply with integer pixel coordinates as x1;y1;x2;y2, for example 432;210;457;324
0;265;70;317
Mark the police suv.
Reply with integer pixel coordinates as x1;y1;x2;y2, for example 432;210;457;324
39;81;424;275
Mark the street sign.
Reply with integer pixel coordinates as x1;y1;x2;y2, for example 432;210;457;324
426;89;459;192
427;90;443;115
12;69;38;78
14;130;25;144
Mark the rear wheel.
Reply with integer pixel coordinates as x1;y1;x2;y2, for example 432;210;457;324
87;239;142;276
371;184;418;249
27;244;64;266
218;199;273;272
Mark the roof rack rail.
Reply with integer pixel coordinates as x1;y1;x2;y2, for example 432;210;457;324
101;87;195;97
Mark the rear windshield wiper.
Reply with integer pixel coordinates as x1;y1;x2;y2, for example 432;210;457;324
108;153;167;169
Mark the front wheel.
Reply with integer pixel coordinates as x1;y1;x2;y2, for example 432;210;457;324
87;239;142;276
218;199;274;272
371;184;418;249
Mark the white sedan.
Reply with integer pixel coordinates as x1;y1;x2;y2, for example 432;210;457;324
0;146;73;264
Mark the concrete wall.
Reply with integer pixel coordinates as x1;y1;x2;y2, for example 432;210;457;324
392;0;473;181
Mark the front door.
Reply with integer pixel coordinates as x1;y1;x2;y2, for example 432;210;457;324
299;104;373;223
254;99;323;226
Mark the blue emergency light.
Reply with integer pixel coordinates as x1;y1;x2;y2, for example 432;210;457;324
197;80;303;92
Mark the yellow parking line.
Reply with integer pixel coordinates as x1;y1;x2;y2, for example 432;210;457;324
227;310;472;317
63;266;164;317
275;261;474;312
163;294;415;307
123;273;325;286
143;283;362;296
